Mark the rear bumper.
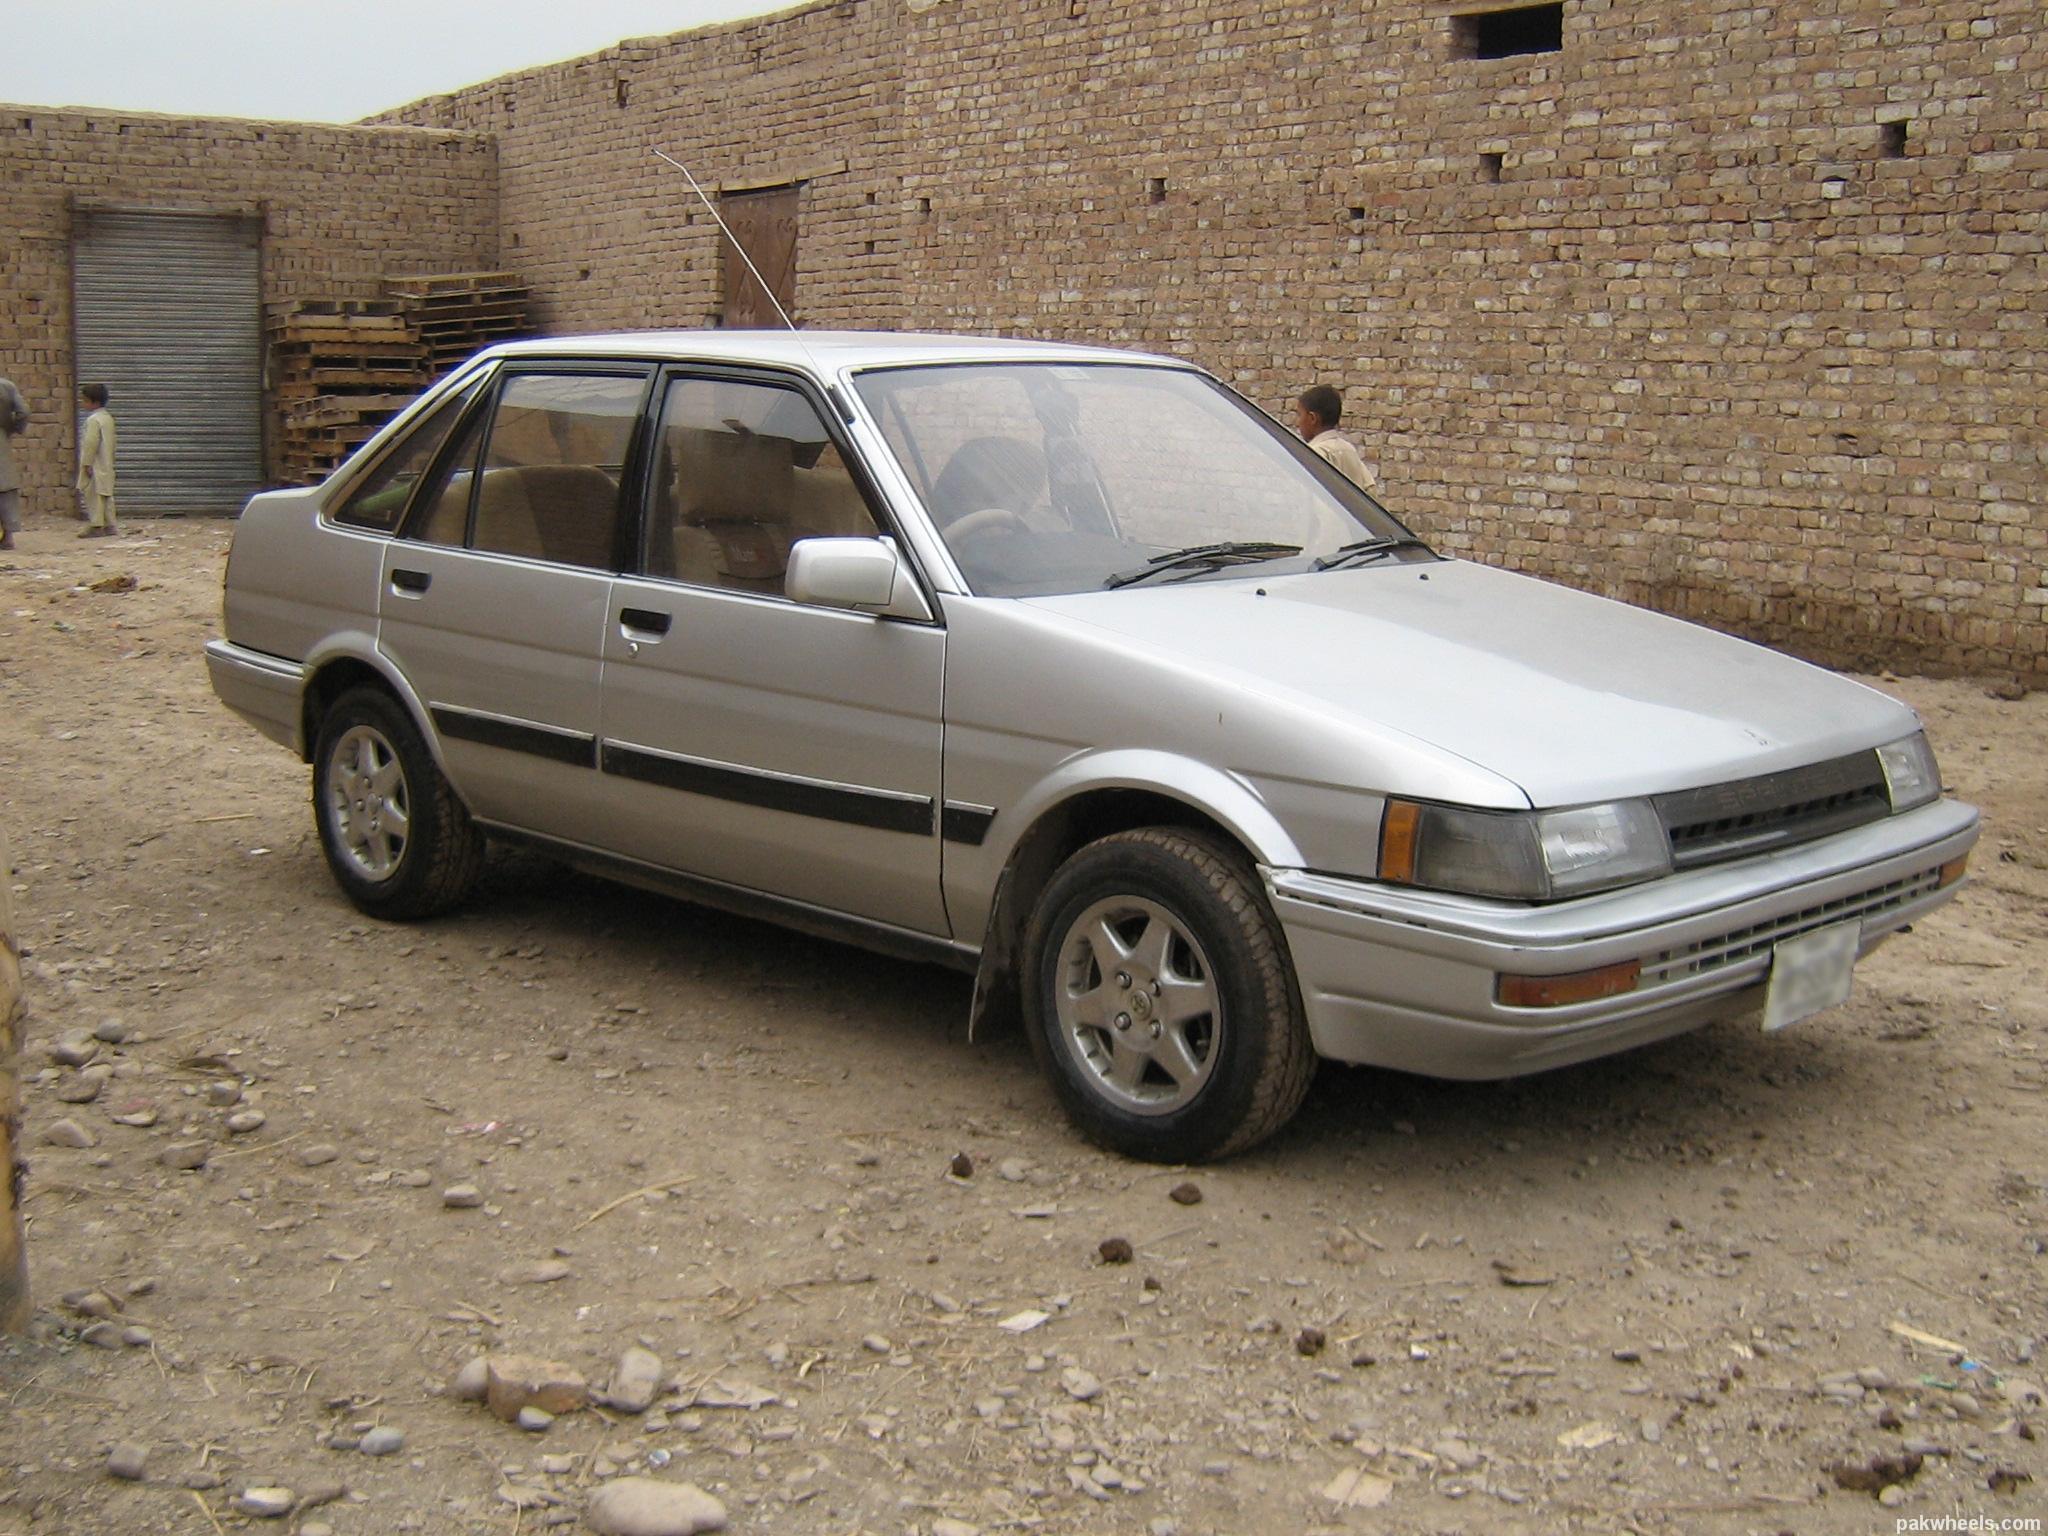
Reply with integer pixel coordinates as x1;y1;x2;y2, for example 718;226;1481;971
1265;797;1979;1079
205;638;304;755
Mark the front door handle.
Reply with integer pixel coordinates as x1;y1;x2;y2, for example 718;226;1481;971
619;607;672;637
391;568;432;594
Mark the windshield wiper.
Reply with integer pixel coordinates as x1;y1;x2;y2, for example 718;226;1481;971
1105;541;1302;590
1311;534;1430;572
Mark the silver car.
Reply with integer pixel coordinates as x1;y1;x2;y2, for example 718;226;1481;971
207;333;1979;1162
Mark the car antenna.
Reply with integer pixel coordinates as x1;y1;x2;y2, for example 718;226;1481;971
651;147;852;421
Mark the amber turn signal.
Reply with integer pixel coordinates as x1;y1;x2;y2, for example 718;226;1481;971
1497;961;1642;1009
1937;854;1969;888
1379;800;1422;884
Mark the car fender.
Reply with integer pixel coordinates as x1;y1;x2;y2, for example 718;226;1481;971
300;632;453;778
996;747;1305;871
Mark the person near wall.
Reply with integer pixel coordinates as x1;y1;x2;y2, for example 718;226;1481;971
0;374;27;551
1294;384;1378;494
76;383;118;539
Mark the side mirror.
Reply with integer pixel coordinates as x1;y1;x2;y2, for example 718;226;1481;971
785;537;928;620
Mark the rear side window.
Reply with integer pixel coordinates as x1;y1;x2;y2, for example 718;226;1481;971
330;378;483;532
469;373;647;569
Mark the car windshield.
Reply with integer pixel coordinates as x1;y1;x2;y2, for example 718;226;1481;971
852;361;1424;596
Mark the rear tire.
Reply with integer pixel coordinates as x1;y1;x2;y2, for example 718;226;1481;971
312;686;483;919
1022;827;1315;1162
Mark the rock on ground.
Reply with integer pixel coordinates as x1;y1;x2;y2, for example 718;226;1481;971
584;1477;728;1535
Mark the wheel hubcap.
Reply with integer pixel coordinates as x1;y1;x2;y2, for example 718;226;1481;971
1053;896;1221;1117
325;724;411;882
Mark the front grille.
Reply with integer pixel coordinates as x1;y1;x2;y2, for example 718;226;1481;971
1642;865;1941;985
1655;752;1890;870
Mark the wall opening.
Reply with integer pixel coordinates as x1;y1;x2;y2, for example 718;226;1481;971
1881;120;1909;157
1148;177;1167;204
718;183;799;329
1479;151;1505;182
1453;3;1564;60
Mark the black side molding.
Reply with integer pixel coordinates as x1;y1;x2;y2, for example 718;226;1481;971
941;803;996;846
430;706;598;768
602;742;934;836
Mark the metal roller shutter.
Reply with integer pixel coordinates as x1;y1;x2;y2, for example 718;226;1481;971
72;209;263;514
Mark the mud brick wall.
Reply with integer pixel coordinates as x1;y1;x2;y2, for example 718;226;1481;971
372;1;904;337
888;0;2047;683
387;0;2043;683
0;108;497;500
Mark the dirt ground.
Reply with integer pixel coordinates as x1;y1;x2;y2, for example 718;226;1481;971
0;519;2042;1536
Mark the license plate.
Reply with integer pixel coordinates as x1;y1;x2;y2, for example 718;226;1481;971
1761;922;1860;1033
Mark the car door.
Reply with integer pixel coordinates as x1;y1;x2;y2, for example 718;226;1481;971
377;365;653;846
593;367;949;936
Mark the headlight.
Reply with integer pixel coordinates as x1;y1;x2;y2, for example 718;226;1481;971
1876;732;1941;812
1379;797;1671;900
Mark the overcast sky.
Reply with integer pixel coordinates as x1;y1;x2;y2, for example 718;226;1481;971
2;2;783;124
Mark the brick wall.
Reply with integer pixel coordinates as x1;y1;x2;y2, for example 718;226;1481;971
385;0;2044;683
6;0;2036;680
0;107;497;502
374;2;904;337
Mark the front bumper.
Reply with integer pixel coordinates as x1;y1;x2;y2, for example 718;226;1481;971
205;638;305;755
1265;797;1979;1079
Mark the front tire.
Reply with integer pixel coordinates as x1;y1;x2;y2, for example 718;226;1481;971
1022;828;1315;1162
312;686;483;919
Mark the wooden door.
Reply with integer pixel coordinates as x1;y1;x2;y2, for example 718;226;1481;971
720;186;799;329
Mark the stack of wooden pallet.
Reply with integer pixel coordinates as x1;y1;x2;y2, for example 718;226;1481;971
383;271;530;376
270;300;427;484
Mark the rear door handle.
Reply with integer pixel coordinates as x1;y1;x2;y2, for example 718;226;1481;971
619;607;672;637
391;568;432;594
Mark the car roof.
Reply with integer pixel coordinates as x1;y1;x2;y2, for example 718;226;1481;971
478;329;1187;374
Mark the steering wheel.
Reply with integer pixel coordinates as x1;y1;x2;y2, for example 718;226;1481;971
945;506;1031;543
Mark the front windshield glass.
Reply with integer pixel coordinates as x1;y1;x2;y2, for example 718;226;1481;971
853;361;1423;596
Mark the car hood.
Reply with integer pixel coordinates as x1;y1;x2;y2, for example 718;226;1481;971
1021;559;1918;807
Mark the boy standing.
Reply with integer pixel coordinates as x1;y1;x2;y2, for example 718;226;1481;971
77;383;118;538
1294;384;1379;493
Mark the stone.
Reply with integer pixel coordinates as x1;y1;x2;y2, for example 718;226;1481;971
997;1157;1030;1182
1167;1181;1202;1205
1061;1366;1103;1402
359;1427;405;1456
608;1346;665;1413
584;1477;728;1535
107;1443;148;1481
297;1143;341;1167
949;1151;974;1178
1098;1237;1133;1264
54;1074;104;1104
113;1106;159;1128
486;1357;589;1423
499;1259;572;1285
932;1521;981;1536
443;1183;484;1208
451;1355;491;1401
43;1118;97;1148
517;1406;555;1432
93;1018;130;1044
205;1080;243;1107
120;1325;154;1348
233;1487;296;1518
51;1033;99;1067
81;1322;124;1349
862;1334;892;1354
225;1110;267;1135
1879;1484;1908;1507
160;1140;209;1171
